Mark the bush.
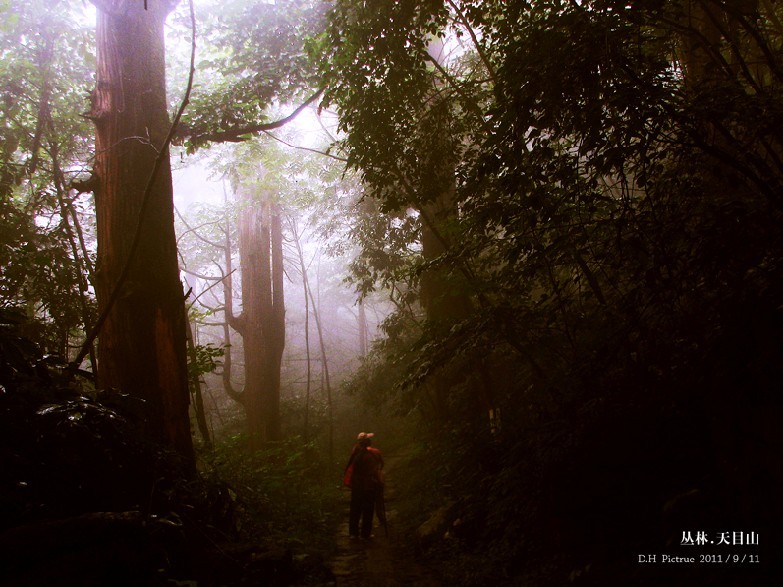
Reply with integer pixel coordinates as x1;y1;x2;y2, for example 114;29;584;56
201;435;342;551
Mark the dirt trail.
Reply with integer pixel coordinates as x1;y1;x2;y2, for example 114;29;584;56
328;451;442;587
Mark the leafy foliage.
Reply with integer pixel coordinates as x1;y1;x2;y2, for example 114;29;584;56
187;341;225;380
318;0;783;583
0;308;178;528
178;0;328;149
202;434;342;550
0;0;96;353
0;308;338;585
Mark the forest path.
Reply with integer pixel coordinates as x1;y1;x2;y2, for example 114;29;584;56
327;450;442;586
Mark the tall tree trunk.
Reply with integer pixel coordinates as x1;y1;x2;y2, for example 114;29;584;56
89;0;194;465
357;299;368;357
415;37;492;425
221;211;245;406
234;180;286;449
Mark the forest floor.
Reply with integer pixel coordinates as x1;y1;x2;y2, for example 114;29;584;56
327;450;442;587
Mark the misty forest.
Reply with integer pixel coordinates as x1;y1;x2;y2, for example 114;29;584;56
1;0;782;585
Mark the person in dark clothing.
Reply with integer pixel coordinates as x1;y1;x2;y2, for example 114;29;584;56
345;432;384;539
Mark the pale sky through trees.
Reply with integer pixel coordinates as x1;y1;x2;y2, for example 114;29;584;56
172;106;333;211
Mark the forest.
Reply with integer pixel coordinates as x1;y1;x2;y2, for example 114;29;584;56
1;0;781;585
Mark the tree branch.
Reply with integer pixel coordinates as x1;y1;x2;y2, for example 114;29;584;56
221;320;244;405
175;205;226;248
181;267;224;281
261;130;348;162
445;0;497;84
185;89;324;145
421;51;491;131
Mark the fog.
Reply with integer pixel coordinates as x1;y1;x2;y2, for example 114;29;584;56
170;95;385;441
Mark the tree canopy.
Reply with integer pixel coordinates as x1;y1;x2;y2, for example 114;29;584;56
314;0;783;582
177;0;328;148
0;0;95;354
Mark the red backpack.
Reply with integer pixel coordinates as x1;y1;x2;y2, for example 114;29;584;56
343;446;382;488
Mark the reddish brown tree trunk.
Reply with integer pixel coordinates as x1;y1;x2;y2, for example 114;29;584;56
90;0;194;464
232;181;285;449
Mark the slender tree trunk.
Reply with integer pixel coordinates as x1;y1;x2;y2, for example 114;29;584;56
303;256;312;441
51;144;98;374
221;212;245;406
89;0;193;464
306;259;333;462
185;317;212;449
358;299;368;357
289;218;315;442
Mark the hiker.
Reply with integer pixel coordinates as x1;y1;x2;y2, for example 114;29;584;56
344;432;384;539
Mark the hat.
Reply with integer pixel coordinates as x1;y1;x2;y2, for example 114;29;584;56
357;432;375;441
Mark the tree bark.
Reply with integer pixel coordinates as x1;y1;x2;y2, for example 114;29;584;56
90;0;194;465
235;179;286;449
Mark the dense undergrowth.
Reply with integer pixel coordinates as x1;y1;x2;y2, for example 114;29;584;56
201;434;342;552
341;226;783;586
0;308;338;586
348;303;783;587
323;0;783;583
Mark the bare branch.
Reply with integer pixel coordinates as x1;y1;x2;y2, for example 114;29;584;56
181;267;224;281
175;205;226;248
261;130;348;162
